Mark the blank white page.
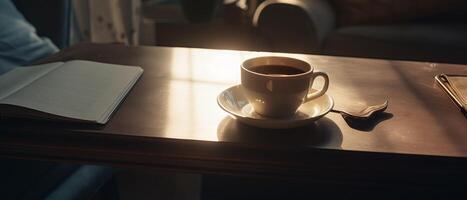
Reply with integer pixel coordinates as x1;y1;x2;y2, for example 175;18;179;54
0;60;143;122
0;62;63;100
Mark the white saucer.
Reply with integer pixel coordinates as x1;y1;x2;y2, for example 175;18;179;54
217;85;334;129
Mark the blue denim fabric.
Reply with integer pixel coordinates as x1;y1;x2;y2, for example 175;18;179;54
0;0;58;74
44;165;114;200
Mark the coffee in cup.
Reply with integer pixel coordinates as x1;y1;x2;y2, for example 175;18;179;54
241;56;329;118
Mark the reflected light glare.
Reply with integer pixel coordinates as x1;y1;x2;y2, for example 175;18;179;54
164;48;321;141
169;48;314;85
170;48;247;84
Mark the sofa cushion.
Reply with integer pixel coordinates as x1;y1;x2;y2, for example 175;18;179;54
323;27;467;64
336;23;467;49
330;0;467;26
335;23;467;49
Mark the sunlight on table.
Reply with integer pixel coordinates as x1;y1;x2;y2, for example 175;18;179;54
163;48;340;141
165;49;248;140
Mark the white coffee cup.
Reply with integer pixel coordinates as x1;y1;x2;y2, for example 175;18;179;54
241;56;329;118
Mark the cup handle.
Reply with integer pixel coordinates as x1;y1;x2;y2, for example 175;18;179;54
305;71;329;102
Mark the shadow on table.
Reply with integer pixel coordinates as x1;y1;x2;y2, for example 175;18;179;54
217;116;343;149
343;112;394;132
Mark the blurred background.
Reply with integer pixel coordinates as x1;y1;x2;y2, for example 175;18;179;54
17;0;467;64
3;0;467;199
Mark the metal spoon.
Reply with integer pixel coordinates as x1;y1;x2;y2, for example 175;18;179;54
331;100;389;120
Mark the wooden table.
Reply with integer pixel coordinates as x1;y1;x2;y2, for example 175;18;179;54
1;43;466;186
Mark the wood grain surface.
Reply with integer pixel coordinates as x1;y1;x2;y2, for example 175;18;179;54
1;43;466;183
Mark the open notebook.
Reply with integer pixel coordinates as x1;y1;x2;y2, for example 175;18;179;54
0;60;143;124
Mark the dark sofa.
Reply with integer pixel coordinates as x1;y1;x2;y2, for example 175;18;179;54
253;0;467;64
